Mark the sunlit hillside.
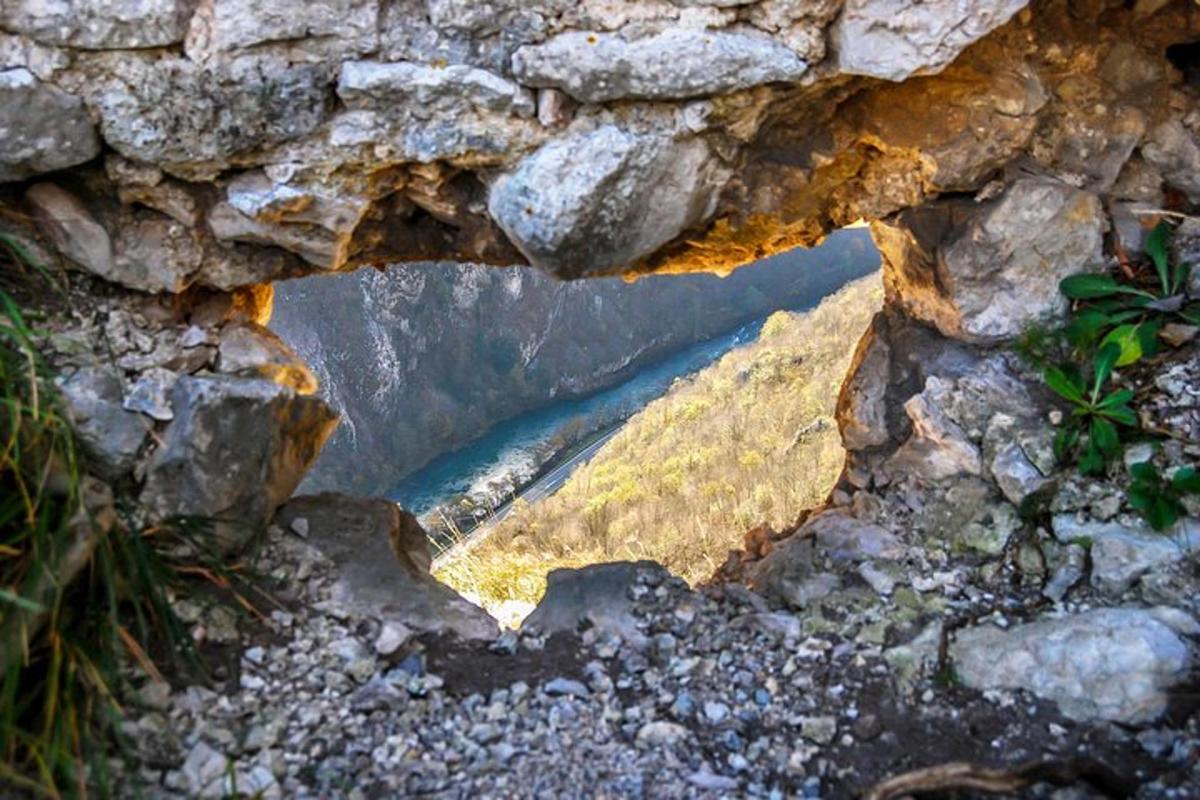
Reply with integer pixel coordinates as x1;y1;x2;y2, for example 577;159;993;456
437;273;884;617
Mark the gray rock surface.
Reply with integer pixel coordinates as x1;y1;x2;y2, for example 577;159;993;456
1051;515;1200;595
2;0;196;49
512;29;808;103
833;0;1028;81
275;494;497;640
0;69;100;181
522;561;674;643
489;126;728;276
58;365;150;479
140;376;338;548
952;607;1197;724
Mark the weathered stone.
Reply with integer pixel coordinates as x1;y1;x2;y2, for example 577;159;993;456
837;315;892;451
489;126;728;276
806;511;903;562
89;55;331;179
275;494;497;640
2;0;196;49
877;179;1105;342
512;29;807;103
216;322;318;394
24;183;114;279
1142;120;1200;204
522;561;673;643
0;69;100;181
58;366;150;480
952;608;1197;723
833;0;1028;81
123;367;179;422
1051;515;1200;595
140;376;338;548
185;0;377;59
110;214;205;293
889;377;982;481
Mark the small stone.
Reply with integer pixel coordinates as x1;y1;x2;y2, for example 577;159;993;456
636;721;688;747
542;677;589;698
703;701;731;725
373;623;411;657
290;517;310;538
799;716;837;745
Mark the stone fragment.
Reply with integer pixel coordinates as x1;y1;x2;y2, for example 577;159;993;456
1142;120;1200;204
989;441;1048;506
216;322;318;394
543;677;589;698
522;561;674;644
275;494;497;640
836;316;891;451
1051;515;1200;595
513;29;807;103
1042;543;1086;603
123;367;179;422
833;0;1028;81
636;721;688;747
140;376;338;549
489;126;727;277
889;377;982;481
0;69;100;181
2;0;196;49
24;183;114;279
877;179;1105;342
185;0;378;58
58;366;150;479
952;608;1196;723
807;512;903;562
90;55;330;179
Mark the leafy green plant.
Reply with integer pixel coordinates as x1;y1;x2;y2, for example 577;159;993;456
1044;343;1137;475
1059;222;1200;366
1127;461;1200;531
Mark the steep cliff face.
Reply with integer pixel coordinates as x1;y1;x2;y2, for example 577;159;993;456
271;231;877;495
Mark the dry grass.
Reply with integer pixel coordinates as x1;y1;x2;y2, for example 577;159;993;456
436;274;883;615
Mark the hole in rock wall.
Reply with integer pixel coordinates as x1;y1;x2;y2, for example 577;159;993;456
1167;40;1200;86
271;230;882;627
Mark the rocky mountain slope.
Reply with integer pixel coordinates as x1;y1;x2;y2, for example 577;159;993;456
270;230;878;496
437;274;883;618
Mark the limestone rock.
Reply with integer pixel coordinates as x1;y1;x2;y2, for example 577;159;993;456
878;179;1105;342
1051;515;1200;595
123;367;179;421
806;511;903;562
24;183;114;279
833;0;1028;81
489;126;728;276
275;494;497;640
330;59;537;164
140;376;338;549
2;0;196;49
889;377;982;481
952;607;1197;723
0;69;100;181
512;29;808;103
522;561;674;643
1142;120;1200;204
89;55;331;179
58;366;150;480
185;0;378;59
216;322;318;394
836;315;892;451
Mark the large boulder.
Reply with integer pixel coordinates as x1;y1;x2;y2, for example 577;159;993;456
0;69;100;181
952;607;1197;724
488;126;728;276
875;179;1105;343
275;494;497;640
140;376;338;549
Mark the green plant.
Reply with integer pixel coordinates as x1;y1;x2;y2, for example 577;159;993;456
0;242;252;796
1044;343;1137;475
1059;222;1200;367
1127;461;1200;532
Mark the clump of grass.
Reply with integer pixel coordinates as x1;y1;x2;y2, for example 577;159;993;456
0;235;246;796
436;275;883;613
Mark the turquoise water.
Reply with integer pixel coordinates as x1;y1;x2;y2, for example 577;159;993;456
389;316;768;517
